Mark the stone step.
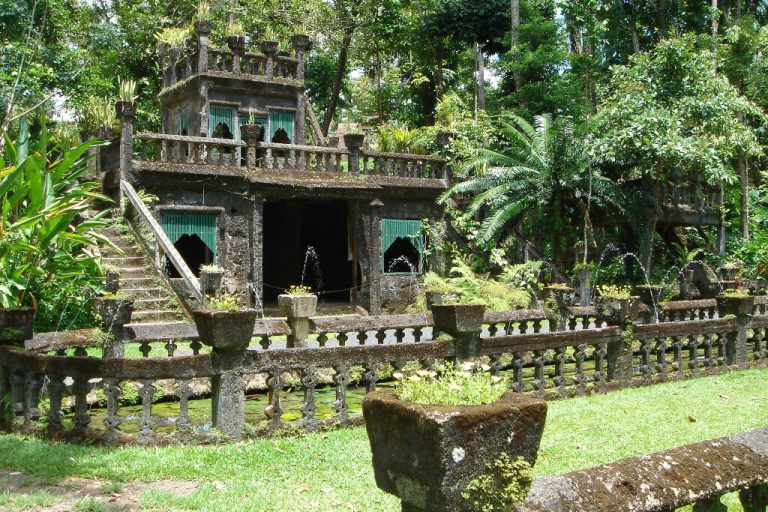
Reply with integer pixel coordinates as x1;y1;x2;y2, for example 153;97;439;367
131;309;184;323
122;287;168;300
121;277;158;289
101;245;142;258
133;297;175;311
117;267;150;279
102;256;145;269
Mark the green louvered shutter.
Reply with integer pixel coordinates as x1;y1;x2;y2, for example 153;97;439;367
162;213;218;261
178;109;189;136
209;105;238;139
269;111;294;142
381;219;423;274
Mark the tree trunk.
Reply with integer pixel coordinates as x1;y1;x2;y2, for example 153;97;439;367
510;0;522;91
629;18;641;55
476;43;486;112
321;22;355;137
712;0;720;36
656;0;668;38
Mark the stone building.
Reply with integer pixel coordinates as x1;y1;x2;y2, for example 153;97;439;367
104;18;449;314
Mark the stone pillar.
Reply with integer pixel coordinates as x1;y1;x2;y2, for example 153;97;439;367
199;80;209;137
115;101;136;207
692;497;727;512
715;295;754;368
157;43;172;87
595;297;640;384
295;92;306;144
227;36;245;72
196;20;211;73
740;483;768;512
344;133;365;175
279;295;318;348
241;125;263;168
292;35;310;80
261;41;278;80
250;195;264;310
210;349;246;439
369;199;384;315
0;364;10;430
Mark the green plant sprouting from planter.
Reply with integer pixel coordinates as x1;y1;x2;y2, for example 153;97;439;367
196;0;210;20
0;128;112;328
200;264;223;273
286;285;313;296
597;284;632;298
207;294;241;310
226;22;245;38
117;77;137;103
394;362;507;406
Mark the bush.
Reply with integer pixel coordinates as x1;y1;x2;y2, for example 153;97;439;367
395;362;507;406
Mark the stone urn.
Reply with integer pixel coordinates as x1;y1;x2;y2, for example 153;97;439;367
363;390;547;512
343;133;365;150
594;296;640;326
192;309;258;350
260;40;279;55
93;296;134;328
115;100;137;118
715;295;755;317
719;265;743;282
430;304;486;336
194;19;211;35
240;124;263;141
200;267;225;299
291;34;310;50
0;308;35;345
227;35;246;52
544;286;574;309
278;294;318;319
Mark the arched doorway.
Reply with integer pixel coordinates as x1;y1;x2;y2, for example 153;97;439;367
166;234;214;277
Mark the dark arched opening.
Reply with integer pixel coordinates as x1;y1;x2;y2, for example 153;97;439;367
166;234;214;278
384;237;421;274
212;122;234;139
272;128;290;144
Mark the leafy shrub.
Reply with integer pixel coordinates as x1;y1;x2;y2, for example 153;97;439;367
207;295;241;310
395;362;507;406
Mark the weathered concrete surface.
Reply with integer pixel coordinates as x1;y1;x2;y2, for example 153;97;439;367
518;427;768;512
363;390;547;512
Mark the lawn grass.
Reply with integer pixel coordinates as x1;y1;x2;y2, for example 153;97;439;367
0;368;767;511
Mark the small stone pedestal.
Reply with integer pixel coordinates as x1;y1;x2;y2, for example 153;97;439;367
430;304;486;360
94;297;134;358
278;294;317;348
544;286;574;331
715;295;754;368
594;296;639;383
192;308;257;439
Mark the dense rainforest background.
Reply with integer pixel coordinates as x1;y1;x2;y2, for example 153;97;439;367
4;0;768;286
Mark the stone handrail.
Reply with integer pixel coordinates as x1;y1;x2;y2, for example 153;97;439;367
519;427;768;512
360;149;448;180
133;132;244;169
121;180;203;301
250;141;348;172
662;179;718;211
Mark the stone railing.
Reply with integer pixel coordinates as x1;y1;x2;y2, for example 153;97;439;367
251;142;347;173
519;428;768;512
662;179;718;212
5;295;768;443
359;150;449;180
133;133;245;169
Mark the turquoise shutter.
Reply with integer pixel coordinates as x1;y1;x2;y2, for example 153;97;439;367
209;105;238;139
381;219;424;274
161;213;218;260
178;109;189;136
269;111;294;142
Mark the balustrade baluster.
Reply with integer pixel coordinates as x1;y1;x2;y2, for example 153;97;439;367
702;333;715;370
299;367;319;429
394;329;405;344
376;330;387;345
568;316;579;331
265;147;274;169
25;371;43;421
165;340;178;357
554;347;567;396
259;336;270;350
46;373;65;434
138;379;156;444
139;342;152;357
175;380;193;438
190;340;202;355
754;328;766;365
533;350;546;397
655;338;668;379
488;354;502;376
573;344;587;395
160;140;169;163
715;332;727;367
593;342;607;392
332;366;350;422
338;332;349;347
72;376;91;431
640;338;653;380
672;336;685;378
266;369;284;430
317;333;328;347
413;327;423;342
356;331;368;345
363;362;380;392
487;322;498;337
688;334;700;376
288;149;296;168
103;378;123;442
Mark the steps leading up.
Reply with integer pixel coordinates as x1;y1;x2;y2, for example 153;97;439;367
97;223;187;325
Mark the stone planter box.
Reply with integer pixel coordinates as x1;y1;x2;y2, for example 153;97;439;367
227;35;245;51
425;292;459;308
240;124;263;141
93;297;134;328
363;390;547;512
200;269;224;298
343;133;365;150
594;296;639;326
194;19;211;35
719;265;742;282
632;285;664;308
115;100;137;118
192;309;257;350
715;295;755;317
277;294;317;319
0;308;35;345
544;286;574;308
430;304;486;336
260;40;279;54
104;270;120;294
291;34;310;50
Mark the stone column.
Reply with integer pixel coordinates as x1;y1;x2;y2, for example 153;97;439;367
295;92;306;144
211;348;246;439
369;199;384;315
716;295;754;368
740;483;768;512
0;364;11;430
199;80;209;137
195;20;211;73
115;100;136;208
291;34;311;81
596;297;640;384
261;41;278;80
250;195;264;310
344;133;365;175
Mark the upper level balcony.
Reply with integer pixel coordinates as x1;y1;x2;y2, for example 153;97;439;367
158;20;309;94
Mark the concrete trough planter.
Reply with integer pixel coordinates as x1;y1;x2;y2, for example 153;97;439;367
544;286;574;308
363;390;547;512
0;308;35;345
277;294;317;318
192;309;258;350
93;297;134;328
430;304;486;336
594;296;640;326
715;295;755;317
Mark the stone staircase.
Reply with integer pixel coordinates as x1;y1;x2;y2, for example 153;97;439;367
98;223;188;325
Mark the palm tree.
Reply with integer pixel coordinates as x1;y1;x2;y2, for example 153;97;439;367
440;113;621;269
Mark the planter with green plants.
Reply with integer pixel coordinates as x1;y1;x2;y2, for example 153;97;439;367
718;262;743;283
363;363;546;512
115;78;137;118
194;1;211;34
544;283;574;309
200;264;224;298
192;295;257;350
260;27;279;55
715;288;754;317
103;264;121;294
430;299;486;337
240;111;264;141
277;285;317;318
594;285;640;326
226;22;246;51
93;293;134;328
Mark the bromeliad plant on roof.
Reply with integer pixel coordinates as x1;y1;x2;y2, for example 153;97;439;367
0;126;113;341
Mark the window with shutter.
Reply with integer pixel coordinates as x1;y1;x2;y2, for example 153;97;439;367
381;219;424;275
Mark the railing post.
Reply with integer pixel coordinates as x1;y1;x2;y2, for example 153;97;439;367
740;483;768;512
261;41;278;80
115;100;136;210
291;34;311;80
596;297;640;385
369;198;384;315
227;36;245;72
0;362;11;431
210;346;247;439
241;125;263;168
716;295;754;368
344;133;365;175
195;19;211;73
279;295;318;348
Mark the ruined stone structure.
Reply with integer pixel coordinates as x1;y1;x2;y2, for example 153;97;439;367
103;19;449;314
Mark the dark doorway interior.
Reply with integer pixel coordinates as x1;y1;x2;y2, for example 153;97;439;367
166;234;214;278
263;201;352;303
384;237;421;273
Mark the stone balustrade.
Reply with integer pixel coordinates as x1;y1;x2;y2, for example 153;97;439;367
133;133;245;169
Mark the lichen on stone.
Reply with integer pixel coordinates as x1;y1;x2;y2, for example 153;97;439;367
461;454;533;512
